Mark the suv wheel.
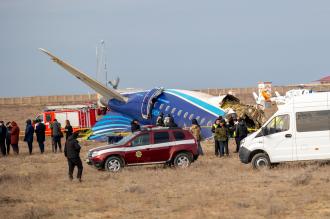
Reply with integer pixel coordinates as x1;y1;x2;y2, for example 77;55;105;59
173;153;192;168
105;156;123;172
251;153;270;170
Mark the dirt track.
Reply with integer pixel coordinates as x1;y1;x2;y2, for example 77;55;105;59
0;106;329;219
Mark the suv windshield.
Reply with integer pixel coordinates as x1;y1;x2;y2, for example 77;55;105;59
113;132;139;145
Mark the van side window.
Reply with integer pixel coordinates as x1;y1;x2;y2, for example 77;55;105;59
131;134;150;147
296;110;330;132
154;132;170;144
265;115;290;135
173;131;185;141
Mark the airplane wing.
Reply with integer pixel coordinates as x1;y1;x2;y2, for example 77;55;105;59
39;48;128;103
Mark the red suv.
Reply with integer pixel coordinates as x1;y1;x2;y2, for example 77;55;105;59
86;127;199;172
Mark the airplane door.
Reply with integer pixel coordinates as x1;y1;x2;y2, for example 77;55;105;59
141;88;164;119
125;133;151;164
263;114;294;162
296;110;330;160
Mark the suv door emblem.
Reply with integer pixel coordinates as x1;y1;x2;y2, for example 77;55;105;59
136;151;143;158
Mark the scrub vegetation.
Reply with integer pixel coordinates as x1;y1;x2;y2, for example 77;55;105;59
0;106;329;219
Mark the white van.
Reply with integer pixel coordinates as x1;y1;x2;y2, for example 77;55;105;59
239;92;330;169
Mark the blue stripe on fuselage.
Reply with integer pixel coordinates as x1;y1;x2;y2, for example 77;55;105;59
165;89;224;116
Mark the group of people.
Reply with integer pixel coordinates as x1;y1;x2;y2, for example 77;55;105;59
0;119;75;156
0;121;20;156
212;116;248;157
0;118;83;182
153;113;248;157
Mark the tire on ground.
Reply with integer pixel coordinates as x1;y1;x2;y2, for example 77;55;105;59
173;152;192;168
104;156;124;172
251;153;271;170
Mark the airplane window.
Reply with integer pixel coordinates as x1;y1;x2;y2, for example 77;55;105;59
184;112;189;118
200;118;206;124
207;120;213;127
165;106;170;112
177;110;183;116
171;108;176;114
189;114;194;120
159;104;164;110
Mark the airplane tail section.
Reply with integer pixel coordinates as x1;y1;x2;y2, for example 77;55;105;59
39;48;128;103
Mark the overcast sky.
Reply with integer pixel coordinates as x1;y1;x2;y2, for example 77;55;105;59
1;0;330;97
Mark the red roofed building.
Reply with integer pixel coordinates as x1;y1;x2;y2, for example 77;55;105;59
315;76;330;84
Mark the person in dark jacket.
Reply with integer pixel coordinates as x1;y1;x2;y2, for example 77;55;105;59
35;119;46;154
64;120;73;140
50;119;62;153
5;122;12;155
64;132;83;182
211;118;221;156
10;121;20;154
235;117;248;153
156;113;165;126
24;119;34;155
0;121;7;156
166;116;178;128
131;120;141;132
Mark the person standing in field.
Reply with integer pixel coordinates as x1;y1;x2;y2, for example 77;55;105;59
24;119;34;155
5;122;12;155
50;119;62;153
64;120;73;140
0;121;7;156
64;132;83;182
10;121;20;155
35;119;46;154
190;119;204;156
214;120;229;157
211;118;221;156
235;117;248;153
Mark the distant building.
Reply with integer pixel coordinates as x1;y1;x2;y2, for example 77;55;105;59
315;76;330;84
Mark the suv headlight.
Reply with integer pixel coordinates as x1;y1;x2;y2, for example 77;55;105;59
91;151;101;158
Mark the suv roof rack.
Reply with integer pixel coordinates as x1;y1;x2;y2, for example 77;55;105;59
140;126;182;131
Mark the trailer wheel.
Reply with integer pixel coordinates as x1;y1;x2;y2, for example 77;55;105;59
251;153;270;170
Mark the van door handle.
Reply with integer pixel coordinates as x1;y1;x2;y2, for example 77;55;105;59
285;134;292;138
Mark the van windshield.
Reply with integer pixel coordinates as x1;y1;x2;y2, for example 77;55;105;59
265;114;290;135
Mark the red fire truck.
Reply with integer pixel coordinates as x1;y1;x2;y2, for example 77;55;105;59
36;105;98;136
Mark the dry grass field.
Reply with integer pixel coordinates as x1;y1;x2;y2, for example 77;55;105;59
0;106;330;219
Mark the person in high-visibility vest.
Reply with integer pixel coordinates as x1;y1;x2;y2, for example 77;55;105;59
211;118;221;156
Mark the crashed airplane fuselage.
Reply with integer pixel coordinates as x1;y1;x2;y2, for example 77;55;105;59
40;48;262;141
